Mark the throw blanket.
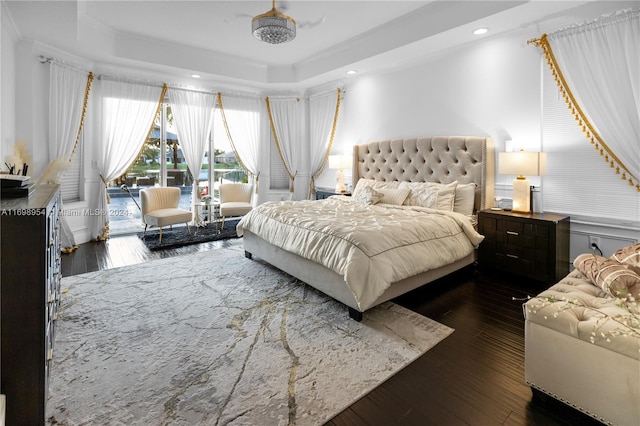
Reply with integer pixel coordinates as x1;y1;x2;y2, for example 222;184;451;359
237;197;484;310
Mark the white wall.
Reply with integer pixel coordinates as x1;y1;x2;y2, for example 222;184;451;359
314;27;639;258
316;29;543;192
1;2;17;161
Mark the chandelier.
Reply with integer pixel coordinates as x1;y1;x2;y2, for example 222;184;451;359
252;0;296;44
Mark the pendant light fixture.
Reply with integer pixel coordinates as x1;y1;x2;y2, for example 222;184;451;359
252;0;296;44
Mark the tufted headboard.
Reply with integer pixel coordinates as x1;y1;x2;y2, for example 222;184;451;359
353;136;495;211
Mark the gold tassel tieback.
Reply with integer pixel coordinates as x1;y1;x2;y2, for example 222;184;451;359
530;33;638;192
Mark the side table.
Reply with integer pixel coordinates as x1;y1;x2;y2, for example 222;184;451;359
316;188;351;200
477;209;570;284
194;201;220;232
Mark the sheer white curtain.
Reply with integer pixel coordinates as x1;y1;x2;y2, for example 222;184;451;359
47;63;93;251
547;8;640;189
217;93;261;199
308;88;341;198
167;87;216;223
266;97;302;198
92;79;165;240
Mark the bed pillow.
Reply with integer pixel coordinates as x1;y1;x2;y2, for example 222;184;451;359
453;182;476;216
352;179;399;200
399;181;458;212
378;188;411;206
352;178;375;200
355;185;383;205
611;242;640;274
573;253;640;299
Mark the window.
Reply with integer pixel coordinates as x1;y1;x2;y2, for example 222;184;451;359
60;130;83;203
269;132;289;190
201;108;247;199
542;67;640;221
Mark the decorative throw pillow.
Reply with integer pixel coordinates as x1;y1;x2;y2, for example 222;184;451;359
352;179;399;200
352;178;375;200
573;253;640;299
378;188;411;206
400;181;458;212
611;242;640;274
453;182;476;216
355;185;383;205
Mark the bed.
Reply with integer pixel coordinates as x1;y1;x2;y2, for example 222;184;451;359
237;136;495;320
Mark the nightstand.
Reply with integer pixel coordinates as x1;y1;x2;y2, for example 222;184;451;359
478;210;570;284
315;188;351;200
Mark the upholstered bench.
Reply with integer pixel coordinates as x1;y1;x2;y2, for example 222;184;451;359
523;246;640;426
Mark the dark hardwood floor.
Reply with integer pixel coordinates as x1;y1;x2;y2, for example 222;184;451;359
61;235;602;426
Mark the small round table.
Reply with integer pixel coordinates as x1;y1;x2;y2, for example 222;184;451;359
194;201;221;232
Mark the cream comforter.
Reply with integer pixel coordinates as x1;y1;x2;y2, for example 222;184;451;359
237;197;484;311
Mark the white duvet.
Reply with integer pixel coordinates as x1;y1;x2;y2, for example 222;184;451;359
237;197;484;311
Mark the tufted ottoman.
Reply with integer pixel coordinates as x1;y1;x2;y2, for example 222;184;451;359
523;269;640;425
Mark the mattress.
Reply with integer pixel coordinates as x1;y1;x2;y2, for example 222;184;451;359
237;196;484;310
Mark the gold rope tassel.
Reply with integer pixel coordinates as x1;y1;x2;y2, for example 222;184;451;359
528;34;638;191
60;71;94;254
100;174;111;204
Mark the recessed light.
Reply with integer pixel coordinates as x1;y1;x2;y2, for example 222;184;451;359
191;74;201;78
473;28;488;35
346;70;357;75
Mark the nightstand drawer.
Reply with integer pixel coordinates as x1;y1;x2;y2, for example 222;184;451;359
495;220;549;250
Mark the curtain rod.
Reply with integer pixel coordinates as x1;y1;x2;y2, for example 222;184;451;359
38;55;91;73
39;54;342;99
167;85;218;96
266;88;345;102
98;74;165;89
308;87;345;100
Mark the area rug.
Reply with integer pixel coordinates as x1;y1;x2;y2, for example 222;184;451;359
47;245;454;426
137;218;241;251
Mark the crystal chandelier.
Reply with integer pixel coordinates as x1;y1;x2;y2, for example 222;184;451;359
252;0;296;44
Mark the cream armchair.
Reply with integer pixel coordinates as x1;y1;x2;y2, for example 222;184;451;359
219;183;253;227
140;187;192;242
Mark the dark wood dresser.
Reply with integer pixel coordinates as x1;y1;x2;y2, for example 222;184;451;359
1;184;61;425
478;209;570;284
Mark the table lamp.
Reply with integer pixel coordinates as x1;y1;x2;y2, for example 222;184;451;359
498;150;546;213
328;154;352;193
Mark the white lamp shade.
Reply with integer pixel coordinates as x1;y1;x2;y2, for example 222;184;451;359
328;154;352;170
498;151;547;177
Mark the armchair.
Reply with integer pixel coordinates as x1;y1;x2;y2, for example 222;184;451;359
219;183;253;227
140;187;192;242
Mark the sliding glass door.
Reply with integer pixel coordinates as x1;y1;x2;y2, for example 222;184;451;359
107;102;246;235
108;102;189;235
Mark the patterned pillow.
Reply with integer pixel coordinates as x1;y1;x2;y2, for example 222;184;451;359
611;242;640;274
399;181;458;211
352;178;375;200
352;179;399;200
573;253;640;298
378;188;411;206
355;185;383;205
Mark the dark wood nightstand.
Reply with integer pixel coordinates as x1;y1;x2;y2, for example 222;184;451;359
478;209;570;284
315;188;351;200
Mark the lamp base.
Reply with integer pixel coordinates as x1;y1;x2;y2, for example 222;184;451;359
335;169;346;193
512;177;531;213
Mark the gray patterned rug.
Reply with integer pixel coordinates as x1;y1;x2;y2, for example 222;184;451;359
47;244;453;425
